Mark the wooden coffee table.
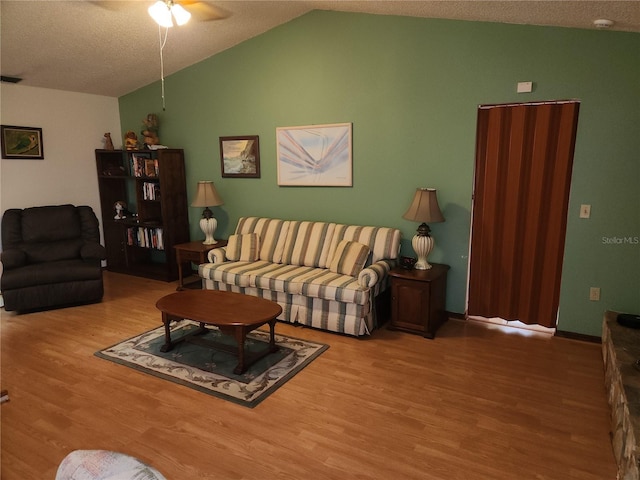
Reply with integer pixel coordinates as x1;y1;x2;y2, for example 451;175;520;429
155;290;283;374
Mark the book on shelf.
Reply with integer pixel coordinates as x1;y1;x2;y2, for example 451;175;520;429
142;182;161;200
126;226;164;250
130;153;150;177
144;158;158;177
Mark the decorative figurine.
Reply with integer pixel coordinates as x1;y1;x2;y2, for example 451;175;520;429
114;200;127;219
103;132;115;150
124;130;138;150
141;113;160;147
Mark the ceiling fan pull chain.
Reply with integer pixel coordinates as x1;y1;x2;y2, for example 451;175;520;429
158;25;169;111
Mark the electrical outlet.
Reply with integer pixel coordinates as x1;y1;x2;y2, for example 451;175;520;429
590;287;600;301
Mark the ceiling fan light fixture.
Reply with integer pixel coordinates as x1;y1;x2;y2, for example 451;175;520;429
148;1;174;28
171;4;191;26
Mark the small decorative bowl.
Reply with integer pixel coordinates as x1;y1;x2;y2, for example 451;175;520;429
400;256;417;270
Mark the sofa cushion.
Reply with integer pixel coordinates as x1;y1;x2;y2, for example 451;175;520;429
248;263;369;304
249;263;315;294
328;224;401;264
225;233;260;262
294;269;369;304
329;240;370;276
281;221;335;268
199;261;369;305
199;260;272;288
234;217;289;263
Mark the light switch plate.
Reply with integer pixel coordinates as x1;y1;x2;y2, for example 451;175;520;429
580;204;591;218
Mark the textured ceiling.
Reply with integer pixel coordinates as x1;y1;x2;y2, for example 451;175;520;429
1;1;638;97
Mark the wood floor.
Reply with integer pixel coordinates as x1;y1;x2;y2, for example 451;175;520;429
1;272;616;479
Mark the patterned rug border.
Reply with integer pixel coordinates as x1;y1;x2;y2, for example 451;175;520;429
95;320;329;408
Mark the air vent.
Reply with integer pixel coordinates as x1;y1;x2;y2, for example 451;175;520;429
1;76;23;84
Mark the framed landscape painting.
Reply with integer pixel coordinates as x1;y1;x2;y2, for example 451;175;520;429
1;125;44;159
276;123;352;186
220;135;260;178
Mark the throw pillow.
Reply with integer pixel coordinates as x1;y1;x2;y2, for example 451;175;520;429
329;240;370;276
226;233;260;262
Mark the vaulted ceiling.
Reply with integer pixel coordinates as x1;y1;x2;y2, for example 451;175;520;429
2;1;638;97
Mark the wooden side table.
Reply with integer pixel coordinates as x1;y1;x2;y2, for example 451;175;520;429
173;240;227;290
389;263;450;339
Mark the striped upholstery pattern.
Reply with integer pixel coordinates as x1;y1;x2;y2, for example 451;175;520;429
200;261;369;304
294;295;373;335
199;217;402;336
327;224;401;264
281;221;335;268
200;280;373;336
329;240;370;276
234;217;289;263
199;260;271;288
225;233;260;262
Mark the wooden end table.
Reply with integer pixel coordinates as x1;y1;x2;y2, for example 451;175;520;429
173;240;227;290
389;263;450;339
156;290;283;374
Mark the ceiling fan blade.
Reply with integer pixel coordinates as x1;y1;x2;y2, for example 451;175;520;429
88;1;132;12
179;1;230;21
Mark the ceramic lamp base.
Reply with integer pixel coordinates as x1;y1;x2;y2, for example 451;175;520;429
412;233;435;270
200;217;217;245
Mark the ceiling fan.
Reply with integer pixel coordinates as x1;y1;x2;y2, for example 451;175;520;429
148;0;228;27
92;1;229;26
92;1;229;109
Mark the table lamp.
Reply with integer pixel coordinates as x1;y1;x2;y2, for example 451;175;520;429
191;181;223;244
402;188;445;270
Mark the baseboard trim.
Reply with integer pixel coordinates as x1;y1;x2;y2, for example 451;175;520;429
555;330;601;343
447;311;465;320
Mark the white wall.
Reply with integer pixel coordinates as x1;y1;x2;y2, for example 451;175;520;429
0;84;121;238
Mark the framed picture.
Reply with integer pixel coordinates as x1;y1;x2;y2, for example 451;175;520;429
276;123;352;186
220;135;260;178
1;125;44;159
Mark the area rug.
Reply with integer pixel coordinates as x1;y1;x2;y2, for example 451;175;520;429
95;320;328;408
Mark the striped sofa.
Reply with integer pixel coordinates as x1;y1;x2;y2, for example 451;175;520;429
199;217;401;336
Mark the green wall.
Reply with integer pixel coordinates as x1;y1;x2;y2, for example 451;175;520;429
119;11;640;337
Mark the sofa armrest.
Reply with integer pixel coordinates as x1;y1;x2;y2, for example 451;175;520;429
0;249;27;269
358;260;394;288
81;243;107;261
207;247;228;264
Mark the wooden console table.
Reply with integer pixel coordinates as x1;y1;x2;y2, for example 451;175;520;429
173;240;227;290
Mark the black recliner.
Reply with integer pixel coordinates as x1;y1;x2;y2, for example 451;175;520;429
1;204;106;313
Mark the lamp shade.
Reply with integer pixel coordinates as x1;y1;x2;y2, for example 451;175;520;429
148;1;173;27
191;181;223;208
402;188;445;224
170;3;191;25
148;1;191;27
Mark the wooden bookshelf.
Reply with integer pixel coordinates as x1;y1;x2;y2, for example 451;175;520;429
95;149;190;281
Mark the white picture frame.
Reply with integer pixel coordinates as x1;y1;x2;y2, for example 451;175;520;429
276;123;352;186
